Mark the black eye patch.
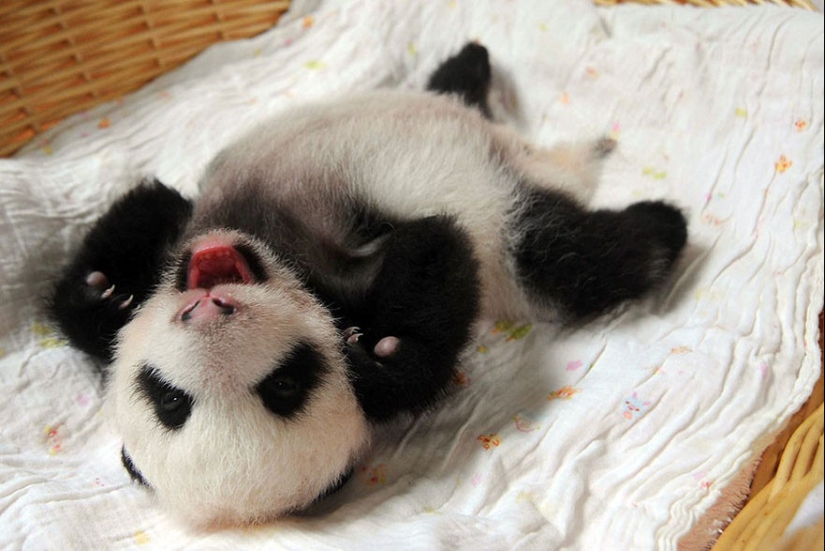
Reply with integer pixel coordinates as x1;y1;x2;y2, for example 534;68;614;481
136;366;194;430
256;342;328;419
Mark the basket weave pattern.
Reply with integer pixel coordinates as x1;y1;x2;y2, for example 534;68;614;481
0;0;289;156
714;401;824;550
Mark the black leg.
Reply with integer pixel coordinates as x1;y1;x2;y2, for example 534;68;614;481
512;189;688;319
47;180;193;363
345;216;481;422
427;42;492;118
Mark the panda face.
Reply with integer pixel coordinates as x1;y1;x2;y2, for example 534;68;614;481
107;230;370;526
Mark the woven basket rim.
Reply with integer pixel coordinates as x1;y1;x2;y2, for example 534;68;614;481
0;0;290;156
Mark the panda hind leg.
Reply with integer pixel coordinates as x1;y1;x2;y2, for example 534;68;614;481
511;188;687;320
47;180;193;364
427;42;492;118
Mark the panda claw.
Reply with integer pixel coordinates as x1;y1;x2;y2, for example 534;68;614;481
344;326;363;344
101;284;116;300
118;295;134;310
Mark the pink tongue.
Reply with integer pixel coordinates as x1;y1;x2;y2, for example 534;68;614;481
187;246;254;290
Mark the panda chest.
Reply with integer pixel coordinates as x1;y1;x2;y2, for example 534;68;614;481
194;185;394;314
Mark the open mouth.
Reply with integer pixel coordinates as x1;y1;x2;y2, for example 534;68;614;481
186;245;256;290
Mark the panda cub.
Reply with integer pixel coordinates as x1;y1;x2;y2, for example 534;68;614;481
48;44;687;526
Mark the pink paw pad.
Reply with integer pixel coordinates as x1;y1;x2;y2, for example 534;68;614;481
85;271;109;289
373;336;400;358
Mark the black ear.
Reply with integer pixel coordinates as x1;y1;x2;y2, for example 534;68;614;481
47;179;193;364
427;42;492;118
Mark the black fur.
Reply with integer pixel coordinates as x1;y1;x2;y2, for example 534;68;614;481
47;180;193;362
427;42;492;118
317;467;354;500
511;188;688;318
121;447;149;486
136;366;195;430
343;216;481;422
256;341;330;419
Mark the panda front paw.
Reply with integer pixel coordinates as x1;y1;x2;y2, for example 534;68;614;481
342;327;400;363
48;268;140;362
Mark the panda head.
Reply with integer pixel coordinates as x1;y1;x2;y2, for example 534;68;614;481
107;229;370;526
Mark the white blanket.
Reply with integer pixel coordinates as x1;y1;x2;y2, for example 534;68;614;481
0;1;822;549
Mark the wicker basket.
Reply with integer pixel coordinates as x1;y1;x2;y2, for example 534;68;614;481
0;0;289;157
715;403;824;550
712;313;825;551
0;1;822;550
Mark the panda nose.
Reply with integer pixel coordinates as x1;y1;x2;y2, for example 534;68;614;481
178;294;241;323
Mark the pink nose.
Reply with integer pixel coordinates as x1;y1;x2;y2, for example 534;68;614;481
178;294;241;323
